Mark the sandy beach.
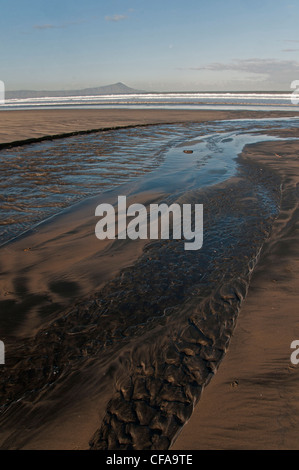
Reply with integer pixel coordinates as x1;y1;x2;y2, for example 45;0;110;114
1;108;298;147
0;109;299;450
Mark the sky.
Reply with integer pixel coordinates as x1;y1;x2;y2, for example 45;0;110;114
1;0;299;92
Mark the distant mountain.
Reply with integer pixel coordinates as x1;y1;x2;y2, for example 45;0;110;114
6;82;145;99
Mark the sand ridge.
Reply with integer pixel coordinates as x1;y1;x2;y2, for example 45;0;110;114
173;138;299;450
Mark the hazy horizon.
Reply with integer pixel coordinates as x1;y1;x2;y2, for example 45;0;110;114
5;82;296;94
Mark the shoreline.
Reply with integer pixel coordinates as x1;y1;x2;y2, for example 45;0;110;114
1;108;299;148
0;109;299;449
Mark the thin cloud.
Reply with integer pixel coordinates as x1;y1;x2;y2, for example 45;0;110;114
33;24;61;30
186;58;299;74
105;14;128;22
284;39;299;43
179;58;299;87
182;58;299;79
282;48;299;52
32;20;86;30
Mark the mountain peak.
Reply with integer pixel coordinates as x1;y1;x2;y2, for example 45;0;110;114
6;82;145;99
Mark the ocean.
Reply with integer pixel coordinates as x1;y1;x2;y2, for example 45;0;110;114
2;91;299;111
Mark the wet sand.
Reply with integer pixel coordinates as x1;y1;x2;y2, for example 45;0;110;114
0;108;298;147
173;138;299;450
0;109;299;450
0;165;281;450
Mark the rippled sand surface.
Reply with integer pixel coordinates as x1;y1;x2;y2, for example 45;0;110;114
0;117;298;449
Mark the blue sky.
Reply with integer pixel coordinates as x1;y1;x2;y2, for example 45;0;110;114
1;0;299;91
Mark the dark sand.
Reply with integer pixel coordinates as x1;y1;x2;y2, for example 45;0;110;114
173;138;299;450
0;109;299;449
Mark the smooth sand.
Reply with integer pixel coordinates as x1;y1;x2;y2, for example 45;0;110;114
1;109;299;449
0;108;298;146
173;138;299;450
0;188;166;338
